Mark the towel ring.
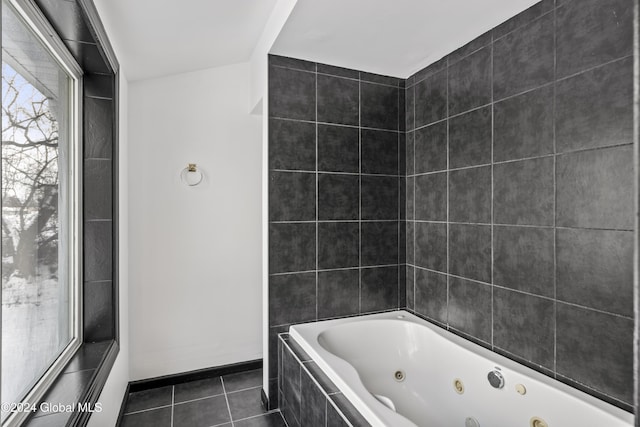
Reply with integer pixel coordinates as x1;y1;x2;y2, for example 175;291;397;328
180;163;203;186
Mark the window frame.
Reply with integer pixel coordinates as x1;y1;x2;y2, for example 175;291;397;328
1;0;83;425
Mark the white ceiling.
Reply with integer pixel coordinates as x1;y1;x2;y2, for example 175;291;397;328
99;0;542;82
99;0;278;81
271;0;541;78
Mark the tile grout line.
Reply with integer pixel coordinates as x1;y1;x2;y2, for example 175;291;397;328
397;79;401;309
220;377;234;426
170;386;175;427
411;78;417;310
409;264;633;320
403;140;634;178
552;2;558;378
445;56;450;328
358;76;363;314
315;62;319;323
490;28;495;350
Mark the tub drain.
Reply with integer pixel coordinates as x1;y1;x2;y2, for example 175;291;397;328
394;370;405;382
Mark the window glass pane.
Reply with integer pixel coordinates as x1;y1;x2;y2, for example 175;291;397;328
1;0;73;420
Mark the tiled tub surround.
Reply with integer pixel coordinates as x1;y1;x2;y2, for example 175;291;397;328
404;0;634;410
283;311;633;427
278;334;371;427
268;56;406;403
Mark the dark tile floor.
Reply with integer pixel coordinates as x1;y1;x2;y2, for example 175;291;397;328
120;369;287;427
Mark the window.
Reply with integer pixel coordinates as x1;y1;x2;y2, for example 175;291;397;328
1;0;81;425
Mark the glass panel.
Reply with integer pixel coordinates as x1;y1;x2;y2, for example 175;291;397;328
1;0;73;420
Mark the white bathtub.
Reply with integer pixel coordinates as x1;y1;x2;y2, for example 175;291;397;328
289;310;633;427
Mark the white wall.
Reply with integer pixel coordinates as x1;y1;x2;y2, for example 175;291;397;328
128;63;262;380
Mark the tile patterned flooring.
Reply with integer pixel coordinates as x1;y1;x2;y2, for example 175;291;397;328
120;369;286;427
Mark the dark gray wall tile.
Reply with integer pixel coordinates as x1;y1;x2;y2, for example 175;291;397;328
361;129;398;175
493;0;554;39
318;174;359;220
493;226;554;297
493;13;554;100
65;40;109;74
317;124;358;173
317;63;359;79
84;221;112;281
556;304;633;404
361;176;398;220
361;266;399;312
415;173;447;221
449;30;492;64
556;145;633;230
361;82;398;130
406;221;415;265
269;273;316;325
556;0;633;77
304;361;340;395
361;221;398;266
84;73;113;98
494;157;554;226
318;269;359;319
415;222;447;273
405;86;415;131
406;265;415;310
449;107;492;168
493;288;554;369
399;88;406;132
406;131;415;176
317;74;359;126
270;55;315;72
493;85;554;162
557;228;633;317
281;343;302;422
414;57;448;84
84;97;112;159
269;172;316;221
449;224;491;283
406;176;415;221
269;223;316;274
269;66;316;120
84;281;113;341
269;119;316;171
415;268;447;323
37;0;95;42
415;121;447;173
556;57;633;152
326;403;348;427
415;69;447;127
360;72;400;86
448;277;492;342
399;133;406;178
449;166;491;223
448;46;491;115
84;159;112;220
300;370;326;427
399;264;406;306
318;222;359;269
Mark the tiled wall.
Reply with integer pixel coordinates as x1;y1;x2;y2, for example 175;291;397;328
267;55;406;403
404;0;634;409
278;334;370;427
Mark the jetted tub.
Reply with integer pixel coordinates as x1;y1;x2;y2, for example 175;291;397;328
289;310;633;427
